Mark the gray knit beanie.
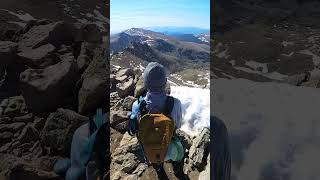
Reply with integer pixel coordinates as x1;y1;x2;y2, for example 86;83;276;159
143;62;167;92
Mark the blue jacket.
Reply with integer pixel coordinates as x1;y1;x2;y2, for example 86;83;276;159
131;91;182;128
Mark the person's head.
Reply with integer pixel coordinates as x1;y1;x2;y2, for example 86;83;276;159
143;62;167;93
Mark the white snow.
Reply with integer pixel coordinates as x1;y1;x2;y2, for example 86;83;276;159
171;86;210;136
213;78;320;180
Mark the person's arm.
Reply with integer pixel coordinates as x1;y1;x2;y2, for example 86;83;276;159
128;100;139;135
172;98;182;129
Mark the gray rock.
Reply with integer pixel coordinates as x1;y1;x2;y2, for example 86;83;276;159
13;113;34;123
0;41;18;65
57;45;72;54
188;127;210;170
18;21;75;51
17;44;57;68
74;23;102;43
59;52;75;62
40;108;88;155
134;76;146;98
110;110;129;134
0;131;14;145
2;96;28;117
116;78;134;98
115;75;128;82
119;153;139;173
0;11;25;41
0;154;60;180
122;96;137;110
176;129;193;149
33;117;46;131
18;124;39;144
78;47;108;114
124;174;139;180
116;68;134;78
78;76;108;114
114;132;140;155
20;58;79;113
0;122;25;132
0;142;11;153
0;117;11;124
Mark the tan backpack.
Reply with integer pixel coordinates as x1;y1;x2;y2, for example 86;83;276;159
137;96;175;165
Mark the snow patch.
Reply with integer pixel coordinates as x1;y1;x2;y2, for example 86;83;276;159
214;78;320;180
171;86;210;136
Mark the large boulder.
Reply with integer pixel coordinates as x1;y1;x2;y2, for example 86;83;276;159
20;58;79;113
78;47;108;114
116;78;134;98
18;21;75;51
110;110;129;134
187;127;210;171
40;108;88;156
17;43;58;68
74;23;102;43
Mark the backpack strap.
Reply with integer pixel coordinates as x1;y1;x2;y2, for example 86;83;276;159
164;96;174;117
139;99;148;117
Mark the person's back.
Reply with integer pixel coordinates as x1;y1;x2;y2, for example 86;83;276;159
128;62;185;178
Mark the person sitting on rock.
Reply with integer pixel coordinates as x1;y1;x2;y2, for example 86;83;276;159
127;62;186;179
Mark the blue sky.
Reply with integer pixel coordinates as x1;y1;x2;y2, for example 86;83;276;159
110;0;210;33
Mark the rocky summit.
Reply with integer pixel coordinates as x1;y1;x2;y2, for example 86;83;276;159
0;2;109;179
110;66;210;180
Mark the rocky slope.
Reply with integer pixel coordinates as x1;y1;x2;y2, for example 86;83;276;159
110;28;210;70
109;66;210;180
0;6;109;180
213;0;320;88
